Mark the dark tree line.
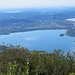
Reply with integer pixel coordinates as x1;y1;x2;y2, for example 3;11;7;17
0;45;75;75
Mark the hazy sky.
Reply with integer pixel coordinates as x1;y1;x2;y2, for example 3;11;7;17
0;0;75;8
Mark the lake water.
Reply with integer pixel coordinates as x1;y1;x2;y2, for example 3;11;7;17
67;18;75;21
0;30;75;53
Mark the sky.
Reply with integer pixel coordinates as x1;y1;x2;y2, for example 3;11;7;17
0;0;75;8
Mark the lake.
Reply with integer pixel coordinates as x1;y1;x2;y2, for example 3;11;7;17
0;30;75;53
67;18;75;21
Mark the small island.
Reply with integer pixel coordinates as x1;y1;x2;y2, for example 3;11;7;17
60;34;65;37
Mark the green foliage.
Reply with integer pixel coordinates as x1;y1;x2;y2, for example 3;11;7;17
0;45;75;75
69;73;75;75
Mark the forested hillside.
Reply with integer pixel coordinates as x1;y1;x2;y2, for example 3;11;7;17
0;45;75;75
0;8;75;37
